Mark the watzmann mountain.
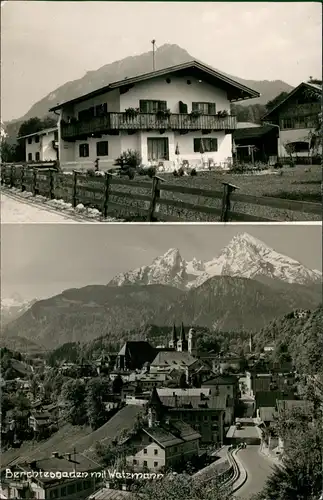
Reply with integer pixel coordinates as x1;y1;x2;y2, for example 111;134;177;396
109;233;322;289
1;233;321;350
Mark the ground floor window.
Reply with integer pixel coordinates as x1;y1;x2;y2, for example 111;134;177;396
193;138;218;152
79;143;89;157
35;152;40;161
96;141;109;156
147;137;169;160
28;153;32;161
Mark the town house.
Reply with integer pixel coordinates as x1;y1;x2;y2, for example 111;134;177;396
19;127;59;162
49;61;259;171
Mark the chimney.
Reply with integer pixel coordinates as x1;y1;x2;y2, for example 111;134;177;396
66;453;72;461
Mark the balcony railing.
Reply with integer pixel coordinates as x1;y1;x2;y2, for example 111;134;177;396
61;113;237;140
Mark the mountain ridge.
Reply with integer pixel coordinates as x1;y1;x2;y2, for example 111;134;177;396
4;44;293;129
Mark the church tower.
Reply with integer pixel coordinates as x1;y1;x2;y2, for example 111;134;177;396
177;323;188;352
188;327;197;356
168;324;178;350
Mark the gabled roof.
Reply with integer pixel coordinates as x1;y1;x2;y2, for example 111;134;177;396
233;124;278;141
151;351;197;367
159;394;227;410
262;81;322;120
202;375;238;386
49;60;260;112
18;127;58;140
142;420;200;448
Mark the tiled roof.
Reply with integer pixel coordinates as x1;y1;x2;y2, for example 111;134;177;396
159;394;227;410
233;124;277;140
89;489;133;500
202;375;238;386
157;388;211;397
143;420;200;448
151;351;197;367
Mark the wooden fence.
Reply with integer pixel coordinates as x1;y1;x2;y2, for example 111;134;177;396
1;165;321;222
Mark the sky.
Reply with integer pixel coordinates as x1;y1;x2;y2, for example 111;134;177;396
1;223;322;301
1;1;322;121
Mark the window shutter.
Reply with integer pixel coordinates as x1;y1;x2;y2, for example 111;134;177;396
194;138;200;152
159;101;167;111
179;101;188;114
192;102;198;111
211;139;218;151
208;103;216;115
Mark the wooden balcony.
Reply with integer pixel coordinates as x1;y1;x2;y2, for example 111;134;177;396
61;113;237;140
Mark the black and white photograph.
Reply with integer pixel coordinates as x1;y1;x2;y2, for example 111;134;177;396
1;2;322;222
0;1;322;500
1;223;322;499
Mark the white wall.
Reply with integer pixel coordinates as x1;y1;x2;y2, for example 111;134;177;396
120;74;230;113
60;133;123;171
25;138;41;161
175;131;232;165
41;132;57;161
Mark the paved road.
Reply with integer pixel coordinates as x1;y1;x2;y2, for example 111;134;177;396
1;193;80;223
235;445;274;499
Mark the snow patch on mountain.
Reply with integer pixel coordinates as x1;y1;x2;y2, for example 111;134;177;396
1;293;36;326
108;233;322;289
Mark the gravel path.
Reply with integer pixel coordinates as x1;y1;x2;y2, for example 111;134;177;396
1;192;81;223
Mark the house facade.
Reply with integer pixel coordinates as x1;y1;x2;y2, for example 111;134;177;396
262;82;322;158
49;61;259;171
19;127;59;162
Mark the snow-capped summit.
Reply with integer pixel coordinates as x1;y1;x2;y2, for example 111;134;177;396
108;233;322;289
1;293;36;326
109;247;188;288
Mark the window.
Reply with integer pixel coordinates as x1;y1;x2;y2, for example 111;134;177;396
154;461;158;467
192;102;216;115
133;459;137;465
281;118;294;129
95;103;108;117
76;482;83;492
60;487;67;497
140;100;167;113
144;449;147;454
96;141;109;156
193;138;218;152
35;135;40;143
147;137;169;161
79;143;89;157
67;485;75;495
144;460;148;466
28;137;32;145
28;153;32;161
35;152;40;161
54;130;58;141
154;449;158;455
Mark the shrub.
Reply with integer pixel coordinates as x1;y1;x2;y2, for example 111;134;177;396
190;110;202;119
190;168;197;176
114;149;141;169
124;107;139;118
274;162;283;169
86;168;96;177
156;109;171;119
178;167;184;176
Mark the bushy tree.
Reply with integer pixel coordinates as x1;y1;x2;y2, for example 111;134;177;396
85;378;108;429
132;472;233;500
60;379;87;425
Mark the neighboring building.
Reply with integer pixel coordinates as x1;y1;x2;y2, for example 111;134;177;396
19;127;59;162
28;411;52;433
233;124;279;164
202;375;239;401
158;391;228;444
125;388;200;471
262;81;322;158
49;61;259;171
0;453;102;500
115;342;156;371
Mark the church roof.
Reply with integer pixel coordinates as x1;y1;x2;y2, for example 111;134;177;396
151;351;197;368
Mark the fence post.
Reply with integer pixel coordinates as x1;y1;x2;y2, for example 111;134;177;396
220;182;239;222
21;167;25;191
103;172;111;218
32;168;37;196
72;170;78;208
49;169;55;199
10;165;14;188
147;175;164;222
